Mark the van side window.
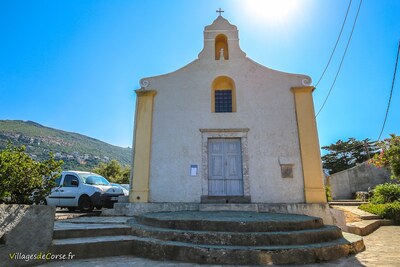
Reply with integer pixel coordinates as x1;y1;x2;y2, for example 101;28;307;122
54;176;61;186
63;175;79;187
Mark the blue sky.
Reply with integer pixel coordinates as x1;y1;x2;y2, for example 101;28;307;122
0;0;399;149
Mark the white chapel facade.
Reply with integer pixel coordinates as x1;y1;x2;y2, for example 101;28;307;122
130;15;326;204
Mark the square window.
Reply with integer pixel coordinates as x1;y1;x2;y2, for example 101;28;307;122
215;90;232;113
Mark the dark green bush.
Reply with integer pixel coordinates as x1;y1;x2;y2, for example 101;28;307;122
92;159;130;184
359;202;400;224
370;183;400;204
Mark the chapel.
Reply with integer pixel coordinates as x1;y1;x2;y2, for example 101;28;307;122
129;14;326;204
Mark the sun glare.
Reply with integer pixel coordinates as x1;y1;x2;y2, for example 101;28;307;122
241;0;299;24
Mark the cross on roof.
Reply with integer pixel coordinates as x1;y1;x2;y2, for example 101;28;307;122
216;8;224;16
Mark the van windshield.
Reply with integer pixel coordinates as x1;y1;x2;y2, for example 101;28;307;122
79;173;110;186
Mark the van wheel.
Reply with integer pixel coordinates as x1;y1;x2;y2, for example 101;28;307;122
78;195;94;212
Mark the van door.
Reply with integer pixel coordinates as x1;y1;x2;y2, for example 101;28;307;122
59;174;80;207
46;175;62;206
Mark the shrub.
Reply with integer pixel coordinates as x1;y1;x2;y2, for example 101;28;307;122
370;134;400;181
359;202;400;224
92;159;130;184
370;183;400;204
0;144;63;204
325;185;333;202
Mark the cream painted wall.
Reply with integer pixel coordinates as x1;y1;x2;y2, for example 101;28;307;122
138;16;312;203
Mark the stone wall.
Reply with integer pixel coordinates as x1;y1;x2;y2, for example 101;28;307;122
0;204;56;266
329;162;391;200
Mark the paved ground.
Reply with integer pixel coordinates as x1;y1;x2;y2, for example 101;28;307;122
38;226;400;267
355;226;400;266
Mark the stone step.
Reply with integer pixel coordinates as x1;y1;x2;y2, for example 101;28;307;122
129;219;343;246
50;232;364;265
137;211;324;232
57;216;133;224
129;233;365;265
347;219;393;236
53;223;131;239
332;199;365;202
50;235;137;259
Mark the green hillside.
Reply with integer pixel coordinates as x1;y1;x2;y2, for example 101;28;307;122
0;120;132;171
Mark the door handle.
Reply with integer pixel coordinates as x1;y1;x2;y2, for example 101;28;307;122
60;190;64;192
55;190;59;192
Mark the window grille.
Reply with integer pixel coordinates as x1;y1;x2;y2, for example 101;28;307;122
215;90;232;113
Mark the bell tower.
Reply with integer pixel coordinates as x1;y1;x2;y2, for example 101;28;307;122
198;11;246;61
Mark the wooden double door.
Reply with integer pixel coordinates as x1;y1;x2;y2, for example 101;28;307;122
208;138;243;196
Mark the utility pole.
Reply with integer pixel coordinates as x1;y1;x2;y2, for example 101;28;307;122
364;140;371;160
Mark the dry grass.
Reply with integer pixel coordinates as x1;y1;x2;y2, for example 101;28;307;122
331;206;362;223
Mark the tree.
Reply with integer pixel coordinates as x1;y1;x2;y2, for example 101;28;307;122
370;134;400;181
92;159;131;184
322;138;379;175
0;144;63;204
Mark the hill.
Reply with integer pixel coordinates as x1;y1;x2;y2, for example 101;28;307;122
0;120;132;171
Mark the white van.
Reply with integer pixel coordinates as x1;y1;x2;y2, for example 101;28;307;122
46;171;128;212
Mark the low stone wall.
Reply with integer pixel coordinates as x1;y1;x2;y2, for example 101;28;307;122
200;203;347;231
0;204;56;266
103;202;347;231
329;162;391;200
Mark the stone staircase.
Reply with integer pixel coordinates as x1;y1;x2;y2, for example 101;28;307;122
51;217;134;258
329;203;393;236
50;211;365;265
